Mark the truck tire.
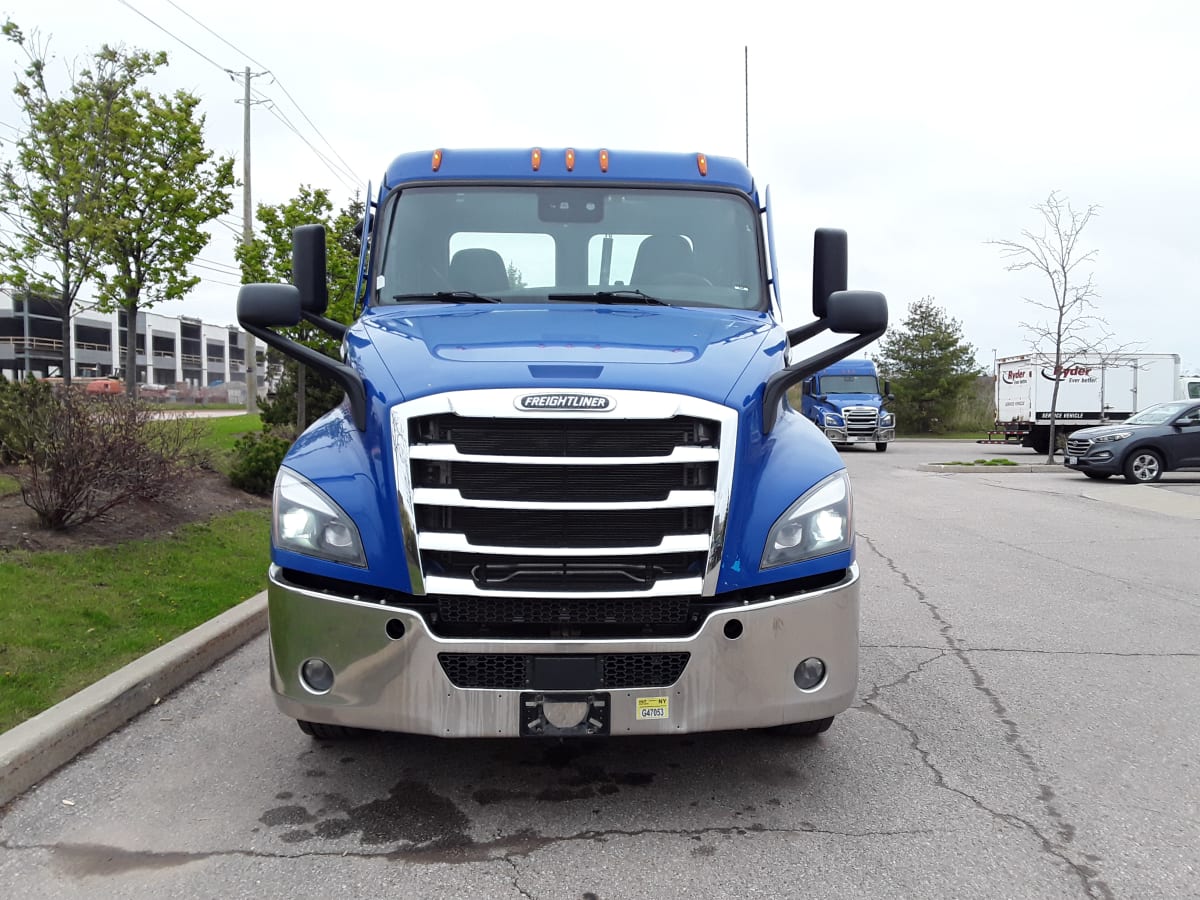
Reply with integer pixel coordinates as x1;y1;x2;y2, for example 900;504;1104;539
765;716;834;737
297;720;366;740
875;442;888;452
1123;449;1163;484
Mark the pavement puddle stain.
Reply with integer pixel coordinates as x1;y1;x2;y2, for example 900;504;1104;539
51;843;209;877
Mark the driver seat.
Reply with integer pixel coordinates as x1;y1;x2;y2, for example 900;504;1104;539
630;234;694;285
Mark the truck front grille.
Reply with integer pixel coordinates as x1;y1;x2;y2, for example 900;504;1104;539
394;393;735;636
438;652;690;690
843;406;879;437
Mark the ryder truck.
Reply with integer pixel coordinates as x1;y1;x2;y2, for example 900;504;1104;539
996;352;1192;453
237;148;887;741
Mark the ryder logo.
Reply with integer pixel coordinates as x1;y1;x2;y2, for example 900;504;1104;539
1001;369;1031;384
1041;365;1094;381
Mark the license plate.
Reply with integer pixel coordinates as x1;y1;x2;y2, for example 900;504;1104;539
848;436;866;442
1066;456;1077;465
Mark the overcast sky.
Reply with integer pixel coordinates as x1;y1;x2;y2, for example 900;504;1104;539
2;0;1197;372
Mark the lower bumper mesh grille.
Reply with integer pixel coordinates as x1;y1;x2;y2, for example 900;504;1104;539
438;652;691;690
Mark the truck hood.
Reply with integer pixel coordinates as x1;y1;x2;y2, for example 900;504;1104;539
823;393;883;411
350;304;778;406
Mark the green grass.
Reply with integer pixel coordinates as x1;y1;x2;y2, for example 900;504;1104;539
0;508;271;733
0;474;18;498
196;414;261;474
935;458;1019;466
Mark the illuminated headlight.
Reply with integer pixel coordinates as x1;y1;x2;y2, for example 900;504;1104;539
879;412;894;427
823;412;844;427
272;467;366;566
761;471;853;569
1092;431;1132;443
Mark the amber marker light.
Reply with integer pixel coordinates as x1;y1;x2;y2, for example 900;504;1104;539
531;148;542;171
599;149;609;172
565;148;576;171
696;153;708;176
431;149;443;172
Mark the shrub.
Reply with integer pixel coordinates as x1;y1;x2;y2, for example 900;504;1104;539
6;386;207;529
228;432;291;496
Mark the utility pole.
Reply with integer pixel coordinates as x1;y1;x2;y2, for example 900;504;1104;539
231;65;266;414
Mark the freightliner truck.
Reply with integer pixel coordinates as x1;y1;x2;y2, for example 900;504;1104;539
237;147;888;741
800;358;895;451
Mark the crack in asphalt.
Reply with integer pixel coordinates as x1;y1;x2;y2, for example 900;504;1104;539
1;821;938;875
859;532;1115;900
862;642;1200;659
505;856;536;900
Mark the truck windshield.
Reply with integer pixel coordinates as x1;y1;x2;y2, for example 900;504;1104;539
819;375;878;394
373;185;765;310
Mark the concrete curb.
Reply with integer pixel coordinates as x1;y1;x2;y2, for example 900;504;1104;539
0;591;267;808
919;463;1064;474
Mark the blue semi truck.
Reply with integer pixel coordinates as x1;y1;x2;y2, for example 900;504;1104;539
237;147;887;740
800;358;896;452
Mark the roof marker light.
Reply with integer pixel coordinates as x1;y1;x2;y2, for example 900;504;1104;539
565;148;575;171
431;149;443;172
599;149;609;173
531;148;542;171
696;153;708;176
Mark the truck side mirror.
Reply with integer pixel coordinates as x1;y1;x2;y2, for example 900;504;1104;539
884;380;895;402
237;283;302;328
812;228;848;319
801;378;813;396
826;290;887;334
292;224;329;316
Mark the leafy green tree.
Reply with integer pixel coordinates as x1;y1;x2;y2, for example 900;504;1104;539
93;86;235;397
506;261;526;288
873;297;982;434
236;187;362;432
0;22;163;383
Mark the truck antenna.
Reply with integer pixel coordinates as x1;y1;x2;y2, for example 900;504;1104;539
744;46;750;167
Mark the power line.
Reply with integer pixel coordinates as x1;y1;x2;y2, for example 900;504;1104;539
116;0;228;74
161;0;362;185
251;87;357;184
196;255;239;271
259;99;358;193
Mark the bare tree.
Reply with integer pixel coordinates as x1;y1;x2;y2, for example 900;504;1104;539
990;191;1114;462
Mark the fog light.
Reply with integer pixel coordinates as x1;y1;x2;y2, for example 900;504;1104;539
301;658;335;693
794;657;826;690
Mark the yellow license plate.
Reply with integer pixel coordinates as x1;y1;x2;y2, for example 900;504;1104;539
636;697;669;720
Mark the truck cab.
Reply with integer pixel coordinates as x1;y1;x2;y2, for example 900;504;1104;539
237;147;887;741
801;358;895;451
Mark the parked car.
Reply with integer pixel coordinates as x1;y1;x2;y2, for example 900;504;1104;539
1064;400;1200;483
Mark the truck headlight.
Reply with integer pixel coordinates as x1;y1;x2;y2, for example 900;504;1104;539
761;471;853;569
879;412;894;427
1092;431;1131;443
823;412;844;427
273;467;366;567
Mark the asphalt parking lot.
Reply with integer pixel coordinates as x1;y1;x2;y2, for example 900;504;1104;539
2;439;1197;899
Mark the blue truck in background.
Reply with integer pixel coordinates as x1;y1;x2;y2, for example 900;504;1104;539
237;147;888;741
800;358;895;452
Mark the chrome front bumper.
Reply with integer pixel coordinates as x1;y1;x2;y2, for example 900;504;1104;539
823;426;895;444
267;564;860;737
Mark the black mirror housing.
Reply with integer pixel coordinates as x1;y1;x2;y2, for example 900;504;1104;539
812;228;848;319
292;224;329;316
237;283;302;328
827;290;888;334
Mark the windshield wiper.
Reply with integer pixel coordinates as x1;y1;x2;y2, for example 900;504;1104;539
547;289;668;306
390;291;502;304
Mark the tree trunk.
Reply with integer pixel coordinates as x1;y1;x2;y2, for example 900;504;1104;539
60;308;72;384
124;300;139;399
297;365;306;432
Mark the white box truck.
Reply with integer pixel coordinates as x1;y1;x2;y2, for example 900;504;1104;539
995;352;1191;453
